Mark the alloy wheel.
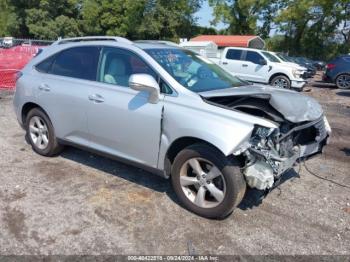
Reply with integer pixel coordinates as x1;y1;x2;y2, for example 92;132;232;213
179;157;226;208
29;116;49;150
336;75;350;89
273;78;288;88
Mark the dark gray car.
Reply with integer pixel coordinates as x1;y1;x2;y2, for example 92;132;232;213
323;55;350;89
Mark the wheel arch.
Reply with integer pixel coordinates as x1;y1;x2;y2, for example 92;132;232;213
21;102;48;125
166;137;223;163
269;72;290;84
163;136;246;178
335;72;350;80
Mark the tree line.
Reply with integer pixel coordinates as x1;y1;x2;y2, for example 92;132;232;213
0;0;349;60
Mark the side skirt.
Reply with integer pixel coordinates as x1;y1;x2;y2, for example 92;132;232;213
57;139;168;179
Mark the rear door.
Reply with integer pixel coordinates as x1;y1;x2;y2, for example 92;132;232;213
241;50;270;83
35;46;100;146
220;48;245;79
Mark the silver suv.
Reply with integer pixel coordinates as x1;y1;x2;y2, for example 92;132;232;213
14;37;331;218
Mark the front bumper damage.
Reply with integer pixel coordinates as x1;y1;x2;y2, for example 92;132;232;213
240;116;330;190
291;79;307;89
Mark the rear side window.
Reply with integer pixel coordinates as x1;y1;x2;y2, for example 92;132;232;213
49;46;100;81
245;51;264;64
36;55;56;73
226;49;242;60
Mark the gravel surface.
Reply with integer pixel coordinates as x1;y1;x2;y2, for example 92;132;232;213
0;74;350;255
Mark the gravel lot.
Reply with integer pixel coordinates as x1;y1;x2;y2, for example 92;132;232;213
0;74;350;255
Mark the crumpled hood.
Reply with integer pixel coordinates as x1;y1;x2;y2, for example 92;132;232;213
200;84;323;123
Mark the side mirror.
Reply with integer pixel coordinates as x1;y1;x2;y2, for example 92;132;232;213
129;74;160;104
258;59;267;65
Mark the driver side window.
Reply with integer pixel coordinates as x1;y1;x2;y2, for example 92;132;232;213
245;51;264;64
98;47;157;88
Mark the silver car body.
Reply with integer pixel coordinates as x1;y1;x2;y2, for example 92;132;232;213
13;37;330;189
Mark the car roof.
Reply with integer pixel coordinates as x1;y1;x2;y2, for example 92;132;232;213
134;42;181;50
225;46;264;52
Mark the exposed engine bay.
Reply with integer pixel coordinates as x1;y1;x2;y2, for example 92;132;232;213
202;92;331;191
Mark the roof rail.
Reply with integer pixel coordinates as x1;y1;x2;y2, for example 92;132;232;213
134;40;180;47
52;36;133;45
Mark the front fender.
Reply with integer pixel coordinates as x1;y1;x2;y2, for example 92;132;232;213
157;103;256;170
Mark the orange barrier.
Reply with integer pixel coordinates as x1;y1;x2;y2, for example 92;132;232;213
0;69;19;89
0;45;42;89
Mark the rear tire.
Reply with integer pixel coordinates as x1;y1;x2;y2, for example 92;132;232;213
271;75;291;89
171;143;246;219
335;74;350;89
25;108;63;156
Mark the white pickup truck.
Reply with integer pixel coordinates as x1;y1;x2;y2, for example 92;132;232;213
209;47;307;90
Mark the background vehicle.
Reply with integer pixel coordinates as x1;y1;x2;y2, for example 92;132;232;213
1;37;14;48
270;52;308;79
313;60;326;70
291;56;317;76
277;53;315;78
14;37;330;219
210;47;307;90
323;55;350;89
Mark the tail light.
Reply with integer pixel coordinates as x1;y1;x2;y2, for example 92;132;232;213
326;63;336;70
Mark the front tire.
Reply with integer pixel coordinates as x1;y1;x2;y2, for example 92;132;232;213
171;143;246;219
25;108;63;156
335;74;350;89
271;75;291;89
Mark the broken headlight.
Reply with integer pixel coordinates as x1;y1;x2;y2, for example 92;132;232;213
253;125;275;138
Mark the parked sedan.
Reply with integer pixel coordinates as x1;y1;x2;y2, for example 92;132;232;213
292;57;317;76
276;54;314;79
323;55;350;89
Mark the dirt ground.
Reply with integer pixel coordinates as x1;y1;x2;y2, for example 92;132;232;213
0;73;350;255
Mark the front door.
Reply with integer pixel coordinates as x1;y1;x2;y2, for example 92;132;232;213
241;51;270;83
87;47;164;168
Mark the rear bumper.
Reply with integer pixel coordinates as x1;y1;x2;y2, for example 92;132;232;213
322;73;333;83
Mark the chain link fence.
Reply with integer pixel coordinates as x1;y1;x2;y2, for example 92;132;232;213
0;38;53;90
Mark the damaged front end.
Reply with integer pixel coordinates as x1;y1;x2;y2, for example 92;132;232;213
238;117;330;190
201;86;331;191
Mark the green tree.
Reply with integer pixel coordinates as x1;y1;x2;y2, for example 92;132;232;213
0;0;9;36
209;0;272;35
4;0;82;39
81;0;201;40
137;0;202;39
0;0;19;37
274;0;350;59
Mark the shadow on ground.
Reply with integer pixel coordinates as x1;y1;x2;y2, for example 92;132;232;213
340;147;350;156
311;81;336;89
337;91;350;97
61;146;300;213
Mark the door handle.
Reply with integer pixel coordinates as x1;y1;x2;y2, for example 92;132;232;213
38;84;50;91
88;94;105;103
242;64;248;67
222;62;228;65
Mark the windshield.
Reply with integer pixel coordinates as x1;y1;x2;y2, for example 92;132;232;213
262;51;280;63
145;48;247;92
276;53;289;62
